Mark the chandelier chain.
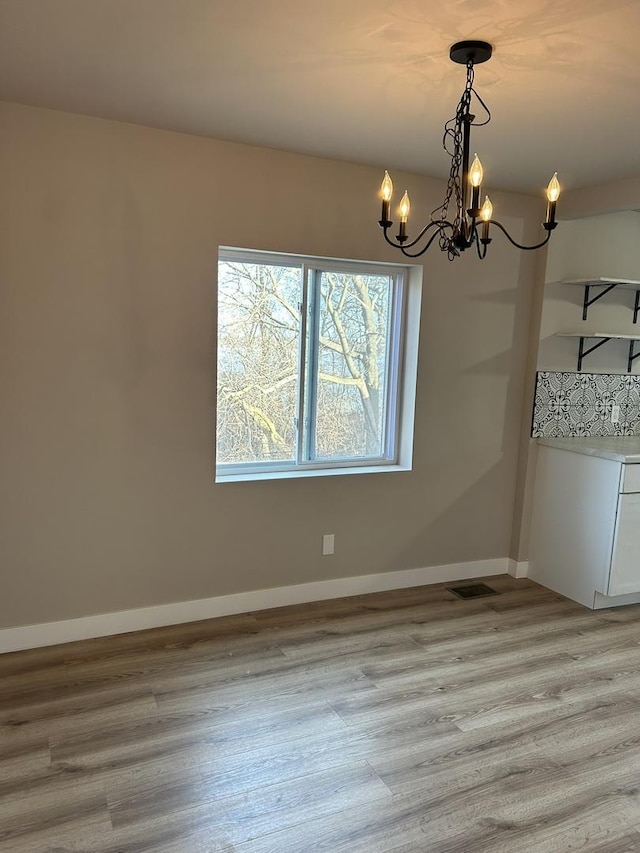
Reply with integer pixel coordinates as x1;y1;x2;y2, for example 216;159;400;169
433;61;474;259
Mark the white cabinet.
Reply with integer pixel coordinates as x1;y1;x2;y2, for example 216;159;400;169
609;493;640;596
529;444;640;609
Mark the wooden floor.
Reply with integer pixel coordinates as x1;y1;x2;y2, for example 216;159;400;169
3;576;640;852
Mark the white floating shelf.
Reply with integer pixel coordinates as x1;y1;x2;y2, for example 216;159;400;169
560;277;640;289
554;332;640;372
556;332;640;341
556;278;640;323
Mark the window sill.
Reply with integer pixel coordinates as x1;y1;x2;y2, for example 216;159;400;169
215;463;412;484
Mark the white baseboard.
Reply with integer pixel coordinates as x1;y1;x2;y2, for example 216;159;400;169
593;590;640;610
507;559;529;579
0;557;509;654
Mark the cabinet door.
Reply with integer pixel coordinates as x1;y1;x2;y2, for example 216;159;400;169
622;465;640;493
608;493;640;596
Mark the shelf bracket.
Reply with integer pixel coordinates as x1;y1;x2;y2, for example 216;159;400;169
628;340;640;373
577;336;610;371
635;289;640;324
582;283;619;321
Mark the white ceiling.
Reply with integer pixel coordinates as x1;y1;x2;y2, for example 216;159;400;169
1;0;639;194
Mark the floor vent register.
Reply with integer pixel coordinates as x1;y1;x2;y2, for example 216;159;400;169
445;582;500;600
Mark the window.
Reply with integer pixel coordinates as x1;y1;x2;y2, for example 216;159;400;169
215;248;419;481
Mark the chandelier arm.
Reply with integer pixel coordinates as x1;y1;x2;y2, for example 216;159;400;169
381;227;405;250
489;220;553;251
469;87;491;126
467;216;478;244
381;219;453;251
398;226;452;258
402;219;453;250
474;232;489;260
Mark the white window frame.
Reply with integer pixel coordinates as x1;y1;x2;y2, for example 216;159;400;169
215;247;421;483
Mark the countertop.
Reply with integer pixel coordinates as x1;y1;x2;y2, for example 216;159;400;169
537;436;640;463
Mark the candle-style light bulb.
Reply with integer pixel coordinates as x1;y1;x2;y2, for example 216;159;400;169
480;195;493;242
397;190;410;242
469;153;483;214
545;172;560;227
399;191;410;223
381;171;393;202
469;154;483;188
546;172;561;203
379;171;393;226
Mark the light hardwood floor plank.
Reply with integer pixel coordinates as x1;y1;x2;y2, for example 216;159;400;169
4;575;640;851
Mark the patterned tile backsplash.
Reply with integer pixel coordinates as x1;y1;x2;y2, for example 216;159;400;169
532;372;640;437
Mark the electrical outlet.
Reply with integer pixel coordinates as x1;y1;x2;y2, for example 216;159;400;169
322;534;335;556
611;404;621;424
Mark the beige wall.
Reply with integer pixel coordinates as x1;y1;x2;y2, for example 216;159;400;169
540;211;640;374
559;176;640;221
0;101;542;629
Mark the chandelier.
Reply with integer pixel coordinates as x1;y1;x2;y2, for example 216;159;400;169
378;41;560;260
